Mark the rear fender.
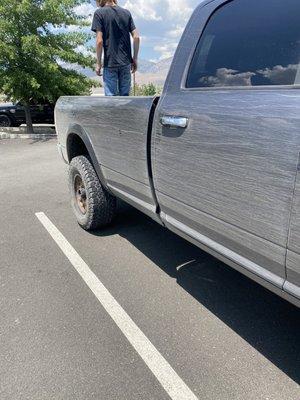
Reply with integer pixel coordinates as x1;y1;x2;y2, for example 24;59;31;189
66;123;109;191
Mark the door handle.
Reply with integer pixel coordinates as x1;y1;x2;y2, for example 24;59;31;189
160;115;188;129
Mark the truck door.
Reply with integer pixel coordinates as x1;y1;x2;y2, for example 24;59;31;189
153;0;300;290
285;164;300;299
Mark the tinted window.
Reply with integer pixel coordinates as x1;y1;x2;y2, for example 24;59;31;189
186;0;300;88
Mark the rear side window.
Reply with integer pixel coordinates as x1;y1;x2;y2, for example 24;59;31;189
186;0;300;88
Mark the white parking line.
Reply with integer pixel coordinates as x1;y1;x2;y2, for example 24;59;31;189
35;212;199;400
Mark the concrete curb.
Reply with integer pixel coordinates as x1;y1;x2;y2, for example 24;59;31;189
0;126;57;139
0;132;57;139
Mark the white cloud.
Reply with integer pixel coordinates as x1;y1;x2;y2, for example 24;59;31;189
200;68;255;87
165;0;193;21
74;3;95;17
124;0;196;23
154;41;178;60
124;0;162;21
122;0;198;58
167;25;184;38
257;64;298;85
74;3;94;23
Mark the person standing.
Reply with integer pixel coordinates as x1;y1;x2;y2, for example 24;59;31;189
91;0;140;96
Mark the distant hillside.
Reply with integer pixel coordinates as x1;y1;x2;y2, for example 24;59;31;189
138;59;156;74
135;57;173;85
73;57;173;86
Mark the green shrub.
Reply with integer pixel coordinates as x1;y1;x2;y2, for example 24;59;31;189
130;83;162;96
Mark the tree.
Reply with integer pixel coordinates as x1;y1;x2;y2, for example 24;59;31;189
0;0;96;133
131;83;162;96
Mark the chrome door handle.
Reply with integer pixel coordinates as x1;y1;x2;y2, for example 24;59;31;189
160;115;188;129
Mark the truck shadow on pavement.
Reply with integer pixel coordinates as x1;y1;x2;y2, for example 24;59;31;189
92;202;300;385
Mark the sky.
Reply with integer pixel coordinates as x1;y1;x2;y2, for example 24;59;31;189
74;0;200;62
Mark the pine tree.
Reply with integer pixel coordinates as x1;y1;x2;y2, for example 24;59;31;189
0;0;95;133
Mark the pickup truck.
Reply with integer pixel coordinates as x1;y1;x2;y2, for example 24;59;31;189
55;0;300;308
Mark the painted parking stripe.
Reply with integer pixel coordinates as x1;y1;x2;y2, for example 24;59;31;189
35;212;199;400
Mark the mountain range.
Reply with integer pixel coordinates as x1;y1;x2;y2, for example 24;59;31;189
78;57;173;86
136;57;173;85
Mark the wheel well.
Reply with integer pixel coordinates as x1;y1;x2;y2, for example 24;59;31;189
67;134;89;162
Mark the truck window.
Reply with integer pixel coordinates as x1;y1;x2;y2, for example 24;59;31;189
186;0;300;88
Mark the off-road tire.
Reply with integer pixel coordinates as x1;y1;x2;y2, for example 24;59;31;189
69;155;116;230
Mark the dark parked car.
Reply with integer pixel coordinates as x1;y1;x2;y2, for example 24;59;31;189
0;101;54;127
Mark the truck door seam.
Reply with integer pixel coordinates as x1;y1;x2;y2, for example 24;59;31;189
284;151;300;282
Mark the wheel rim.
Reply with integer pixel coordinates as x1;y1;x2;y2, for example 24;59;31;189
74;174;87;214
0;115;11;127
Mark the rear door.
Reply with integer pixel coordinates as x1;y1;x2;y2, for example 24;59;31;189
153;0;300;289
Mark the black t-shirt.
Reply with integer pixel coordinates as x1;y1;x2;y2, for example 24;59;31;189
91;5;136;68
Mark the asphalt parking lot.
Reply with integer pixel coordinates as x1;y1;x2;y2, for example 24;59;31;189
1;138;300;400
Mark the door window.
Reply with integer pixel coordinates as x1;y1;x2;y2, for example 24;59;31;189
186;0;300;88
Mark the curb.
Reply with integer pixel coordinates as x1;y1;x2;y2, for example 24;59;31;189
0;125;57;140
0;132;57;140
0;125;56;140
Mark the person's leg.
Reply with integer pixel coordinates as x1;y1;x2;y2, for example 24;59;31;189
118;65;132;96
103;67;119;96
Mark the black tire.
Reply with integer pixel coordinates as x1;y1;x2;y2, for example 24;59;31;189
0;114;12;127
68;155;116;230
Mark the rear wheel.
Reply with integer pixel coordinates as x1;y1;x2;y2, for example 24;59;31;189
69;155;116;230
0;114;12;127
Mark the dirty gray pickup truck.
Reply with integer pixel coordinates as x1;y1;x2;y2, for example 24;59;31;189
55;0;300;307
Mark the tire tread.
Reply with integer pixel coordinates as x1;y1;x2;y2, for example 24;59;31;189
69;156;116;230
